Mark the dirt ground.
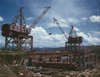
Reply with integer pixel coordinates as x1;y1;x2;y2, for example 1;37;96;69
0;64;35;77
0;64;100;77
34;67;100;77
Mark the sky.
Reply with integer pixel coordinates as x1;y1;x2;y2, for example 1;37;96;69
0;0;100;48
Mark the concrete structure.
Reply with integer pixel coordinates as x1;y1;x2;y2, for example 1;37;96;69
27;51;96;70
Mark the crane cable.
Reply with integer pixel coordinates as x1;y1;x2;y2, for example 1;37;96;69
53;17;68;40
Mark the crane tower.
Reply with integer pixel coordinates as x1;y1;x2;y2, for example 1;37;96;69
1;6;50;51
66;25;83;51
53;18;83;52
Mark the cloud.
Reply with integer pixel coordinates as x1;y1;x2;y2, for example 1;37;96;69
0;16;4;21
0;30;5;44
30;27;67;48
74;27;80;31
78;32;100;45
0;36;5;44
81;17;87;21
30;27;100;47
26;17;33;21
67;18;79;24
90;31;100;37
90;15;100;23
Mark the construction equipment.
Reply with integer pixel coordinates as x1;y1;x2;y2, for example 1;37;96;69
53;17;68;40
28;6;51;33
53;17;68;51
53;17;82;51
66;25;83;51
2;6;51;37
49;27;52;35
68;25;82;44
1;6;51;51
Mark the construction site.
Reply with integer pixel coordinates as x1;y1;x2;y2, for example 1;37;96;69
0;1;100;77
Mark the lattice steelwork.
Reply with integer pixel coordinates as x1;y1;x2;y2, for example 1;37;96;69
5;35;33;51
65;25;82;51
1;6;50;51
1;7;33;51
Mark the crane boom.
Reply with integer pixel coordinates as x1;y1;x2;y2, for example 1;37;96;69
11;7;26;27
69;25;78;37
53;17;68;40
29;6;51;29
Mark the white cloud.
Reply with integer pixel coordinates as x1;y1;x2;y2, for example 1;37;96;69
90;15;100;23
81;17;87;21
90;31;100;37
67;18;79;24
74;27;80;31
0;30;5;44
30;27;67;48
30;27;100;47
78;32;100;45
26;17;33;21
0;16;4;21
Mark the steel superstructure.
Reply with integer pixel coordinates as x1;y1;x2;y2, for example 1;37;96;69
1;6;50;51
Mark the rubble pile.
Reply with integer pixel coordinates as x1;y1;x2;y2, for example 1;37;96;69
39;68;100;77
10;64;35;77
0;64;18;77
0;64;35;77
77;69;100;77
0;63;100;77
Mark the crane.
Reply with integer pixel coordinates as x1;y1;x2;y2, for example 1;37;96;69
53;17;68;40
28;6;51;33
53;17;83;51
68;25;82;44
53;17;69;51
67;25;83;51
11;7;26;28
1;6;51;51
69;25;78;38
2;6;51;37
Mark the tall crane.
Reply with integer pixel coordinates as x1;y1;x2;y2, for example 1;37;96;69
1;6;51;51
68;25;82;45
53;17;68;40
53;17;83;51
53;17;68;51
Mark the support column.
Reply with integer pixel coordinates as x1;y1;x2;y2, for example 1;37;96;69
5;37;7;50
68;56;69;62
4;35;33;51
31;36;33;51
18;36;21;51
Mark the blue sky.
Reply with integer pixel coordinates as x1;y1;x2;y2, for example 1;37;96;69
0;0;100;48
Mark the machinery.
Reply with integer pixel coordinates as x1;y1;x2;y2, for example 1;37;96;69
53;17;82;51
53;17;68;50
53;17;68;40
1;6;50;51
66;25;82;51
68;25;82;44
